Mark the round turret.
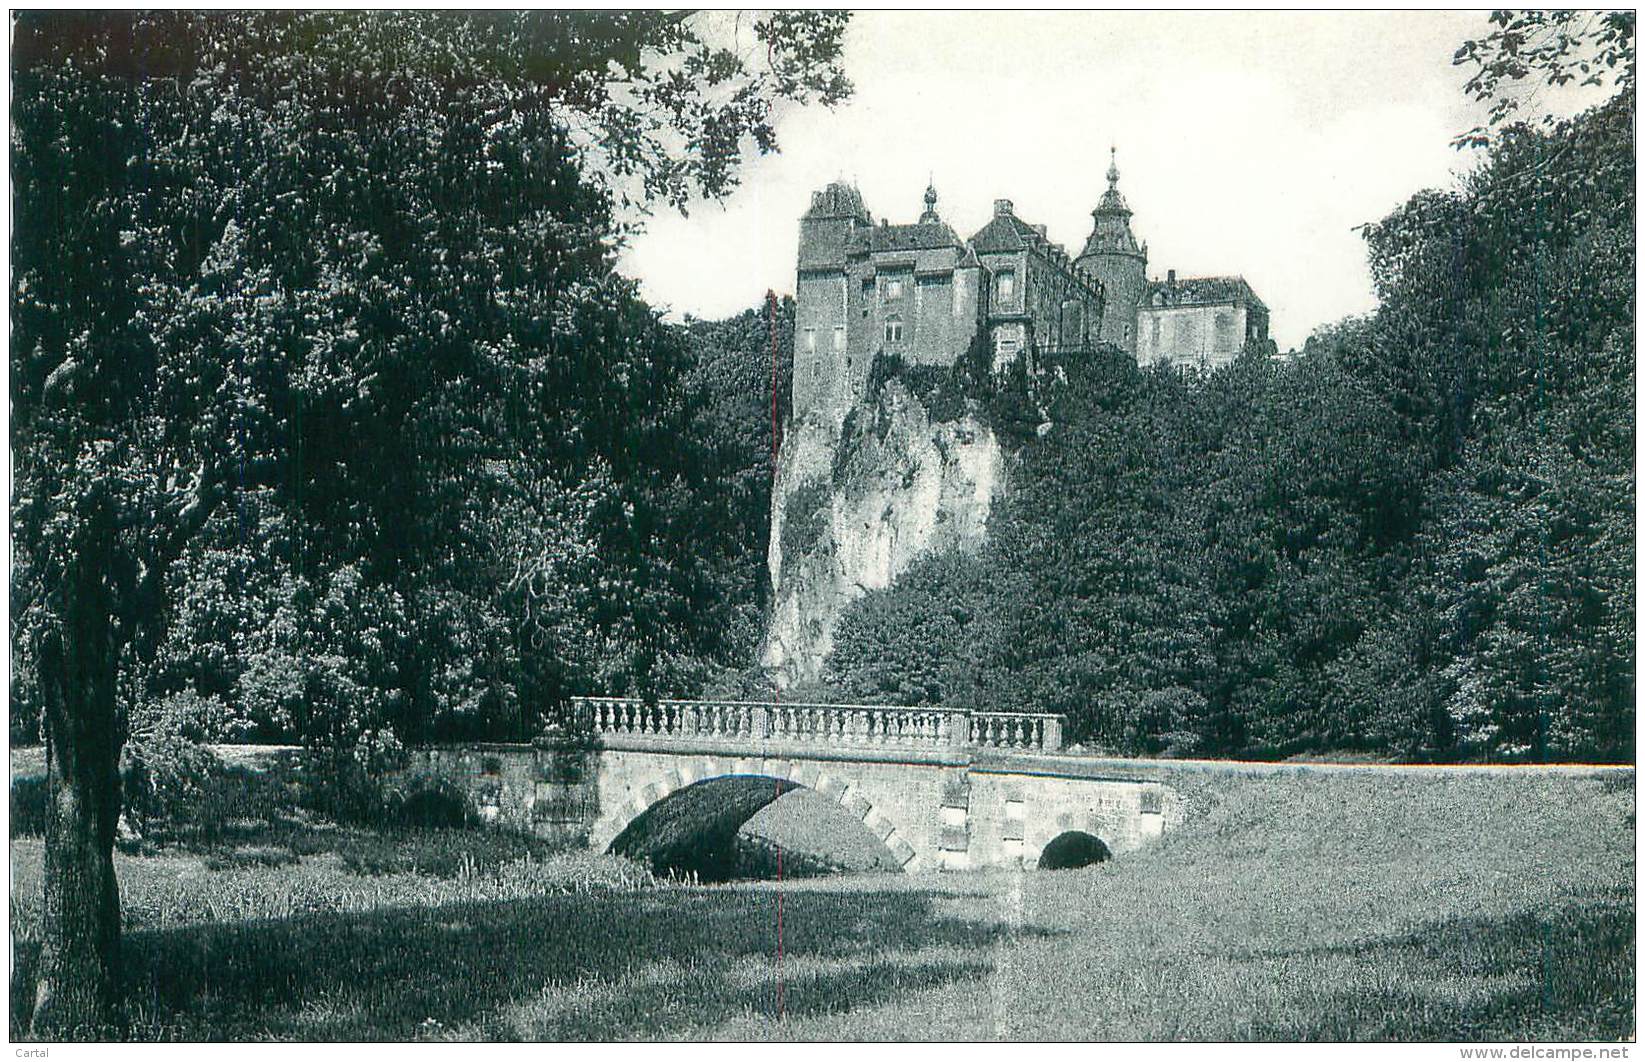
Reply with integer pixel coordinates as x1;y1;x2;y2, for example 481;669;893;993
1075;147;1148;352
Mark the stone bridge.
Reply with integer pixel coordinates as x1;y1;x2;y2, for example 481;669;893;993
401;697;1183;873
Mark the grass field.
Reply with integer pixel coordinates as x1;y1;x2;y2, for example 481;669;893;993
9;763;1634;1041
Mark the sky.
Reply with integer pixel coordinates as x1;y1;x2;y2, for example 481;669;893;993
618;11;1614;352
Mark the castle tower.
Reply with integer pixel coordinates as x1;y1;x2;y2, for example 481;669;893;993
795;182;871;416
1075;148;1148;353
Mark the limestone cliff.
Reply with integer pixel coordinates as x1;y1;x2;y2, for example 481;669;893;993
760;380;1003;688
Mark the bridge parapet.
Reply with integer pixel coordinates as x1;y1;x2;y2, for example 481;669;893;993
969;711;1063;753
571;697;1063;753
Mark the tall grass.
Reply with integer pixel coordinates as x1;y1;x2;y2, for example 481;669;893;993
8;766;1634;1041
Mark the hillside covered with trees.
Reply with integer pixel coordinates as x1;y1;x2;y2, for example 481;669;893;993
818;81;1634;764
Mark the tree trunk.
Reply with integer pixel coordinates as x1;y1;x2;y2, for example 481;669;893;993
29;522;124;1039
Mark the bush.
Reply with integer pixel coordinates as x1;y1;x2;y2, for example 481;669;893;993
294;727;410;826
122;729;228;840
10;774;48;838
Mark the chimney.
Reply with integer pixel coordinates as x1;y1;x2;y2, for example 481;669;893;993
994;198;1013;216
1033;224;1047;239
1168;269;1176;285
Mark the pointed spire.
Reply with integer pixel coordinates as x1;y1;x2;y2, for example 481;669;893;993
919;176;940;224
1096;144;1130;216
1078;145;1145;264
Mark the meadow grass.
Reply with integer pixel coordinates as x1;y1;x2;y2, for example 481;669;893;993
8;764;1634;1041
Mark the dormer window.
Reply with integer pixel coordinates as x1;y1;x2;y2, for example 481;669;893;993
884;316;904;344
997;271;1015;301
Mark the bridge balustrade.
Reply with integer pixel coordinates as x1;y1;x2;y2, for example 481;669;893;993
968;711;1063;752
570;697;1063;752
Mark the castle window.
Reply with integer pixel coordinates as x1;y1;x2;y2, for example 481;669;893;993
803;328;817;354
884;277;905;301
833;326;846;352
1151;317;1161;346
884;316;904;344
1215;311;1235;354
1180;316;1201;352
997;271;1015;302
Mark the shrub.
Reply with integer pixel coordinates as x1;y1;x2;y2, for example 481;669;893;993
294;726;410;826
778;477;831;572
122;729;228;840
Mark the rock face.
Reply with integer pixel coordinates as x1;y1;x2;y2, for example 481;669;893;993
761;380;1002;688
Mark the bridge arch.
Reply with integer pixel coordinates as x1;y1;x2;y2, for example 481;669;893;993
1037;829;1111;870
588;757;924;874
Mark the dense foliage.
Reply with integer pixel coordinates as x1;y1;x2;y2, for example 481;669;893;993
11;14;836;752
824;89;1634;762
9;11;847;1033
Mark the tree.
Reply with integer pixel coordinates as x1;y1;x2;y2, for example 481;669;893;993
1453;10;1635;147
10;10;849;1035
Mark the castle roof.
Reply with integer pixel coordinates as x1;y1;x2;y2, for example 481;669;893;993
1145;275;1267;313
805;181;870;221
1095;147;1131;215
1078;147;1145;261
859;221;963;253
969;199;1057;255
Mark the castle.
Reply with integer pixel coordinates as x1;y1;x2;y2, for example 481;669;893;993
792;151;1271;417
